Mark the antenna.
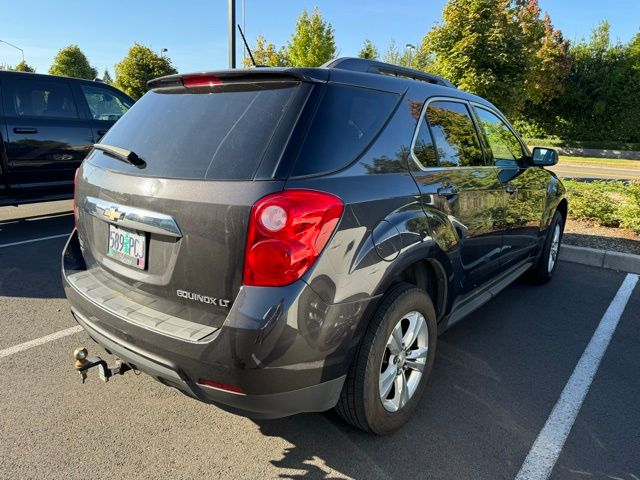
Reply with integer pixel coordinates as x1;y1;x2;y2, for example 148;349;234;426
237;24;257;67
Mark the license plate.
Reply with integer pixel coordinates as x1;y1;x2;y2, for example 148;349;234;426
107;224;146;269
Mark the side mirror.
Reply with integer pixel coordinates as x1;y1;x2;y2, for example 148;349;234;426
531;147;558;166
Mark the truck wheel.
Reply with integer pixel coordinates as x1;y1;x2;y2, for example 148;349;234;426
528;210;564;283
335;283;437;434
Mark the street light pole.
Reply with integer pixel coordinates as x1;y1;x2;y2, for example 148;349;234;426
228;0;236;68
0;39;24;62
242;0;246;66
405;44;416;66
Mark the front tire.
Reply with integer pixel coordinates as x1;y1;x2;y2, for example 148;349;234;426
529;210;564;283
335;283;437;434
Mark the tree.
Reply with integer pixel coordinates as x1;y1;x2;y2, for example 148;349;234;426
421;0;569;118
114;43;177;99
424;0;530;116
49;45;97;79
526;14;570;104
382;40;434;71
411;44;436;72
513;1;570;106
285;8;336;67
358;40;379;60
0;61;36;72
383;40;402;65
548;22;640;143
242;35;287;67
102;68;113;85
13;60;36;72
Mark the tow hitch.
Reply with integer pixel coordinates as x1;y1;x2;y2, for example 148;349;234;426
73;347;132;383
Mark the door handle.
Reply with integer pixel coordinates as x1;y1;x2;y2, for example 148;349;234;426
13;127;38;134
437;184;459;198
505;183;517;195
97;129;108;136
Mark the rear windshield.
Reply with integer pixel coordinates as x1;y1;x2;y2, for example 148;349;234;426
89;82;303;180
290;84;399;177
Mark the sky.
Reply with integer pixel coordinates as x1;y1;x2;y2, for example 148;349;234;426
1;0;639;75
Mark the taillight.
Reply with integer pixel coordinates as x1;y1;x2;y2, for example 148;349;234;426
243;190;344;287
73;168;79;228
182;74;222;88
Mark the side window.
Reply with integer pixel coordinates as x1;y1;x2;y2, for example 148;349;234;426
474;107;524;167
425;101;483;167
413;118;438;168
81;85;132;121
291;85;398;177
12;79;78;118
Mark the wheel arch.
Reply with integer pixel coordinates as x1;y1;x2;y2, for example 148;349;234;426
556;197;568;223
373;249;450;322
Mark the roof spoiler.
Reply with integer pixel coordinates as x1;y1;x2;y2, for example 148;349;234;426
322;57;455;88
147;69;328;90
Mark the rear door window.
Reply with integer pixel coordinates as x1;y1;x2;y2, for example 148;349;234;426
91;82;303;180
412;117;438;168
10;78;78;118
425;100;483;167
290;84;399;177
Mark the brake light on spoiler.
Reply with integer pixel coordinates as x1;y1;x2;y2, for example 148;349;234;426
182;75;223;88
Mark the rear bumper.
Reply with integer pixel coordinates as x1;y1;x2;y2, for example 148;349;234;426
62;230;370;419
72;308;345;419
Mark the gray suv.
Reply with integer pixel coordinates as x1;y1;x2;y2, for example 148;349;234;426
63;58;566;434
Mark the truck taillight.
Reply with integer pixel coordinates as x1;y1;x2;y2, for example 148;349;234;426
73;168;79;228
243;190;343;287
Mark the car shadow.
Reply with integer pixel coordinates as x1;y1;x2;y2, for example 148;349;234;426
251;328;534;480
0;210;73;239
247;263;621;479
0;213;72;299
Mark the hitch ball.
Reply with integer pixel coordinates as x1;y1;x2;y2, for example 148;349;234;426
74;347;88;369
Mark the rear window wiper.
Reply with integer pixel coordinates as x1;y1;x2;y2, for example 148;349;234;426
93;144;146;168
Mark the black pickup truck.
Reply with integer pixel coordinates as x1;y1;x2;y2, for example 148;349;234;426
0;71;133;205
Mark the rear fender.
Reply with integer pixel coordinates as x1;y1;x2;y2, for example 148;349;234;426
354;203;456;320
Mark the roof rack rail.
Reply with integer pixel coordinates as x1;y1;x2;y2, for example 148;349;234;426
322;57;455;88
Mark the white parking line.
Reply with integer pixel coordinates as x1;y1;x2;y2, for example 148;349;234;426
0;325;83;359
515;273;639;480
0;233;69;249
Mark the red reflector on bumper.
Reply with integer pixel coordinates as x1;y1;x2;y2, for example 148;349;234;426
198;378;244;394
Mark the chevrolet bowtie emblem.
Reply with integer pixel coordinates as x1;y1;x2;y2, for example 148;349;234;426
104;207;124;222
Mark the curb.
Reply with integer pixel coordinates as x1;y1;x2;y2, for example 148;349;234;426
560;245;640;275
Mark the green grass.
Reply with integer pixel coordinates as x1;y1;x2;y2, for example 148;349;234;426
564;180;640;234
558;156;640;168
525;138;640;151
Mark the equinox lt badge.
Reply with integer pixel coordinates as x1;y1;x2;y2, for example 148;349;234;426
177;289;230;308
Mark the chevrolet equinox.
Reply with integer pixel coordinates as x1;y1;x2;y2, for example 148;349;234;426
63;58;567;434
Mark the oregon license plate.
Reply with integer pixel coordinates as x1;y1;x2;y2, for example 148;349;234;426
107;224;146;269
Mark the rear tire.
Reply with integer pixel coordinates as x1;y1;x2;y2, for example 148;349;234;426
335;283;437;434
528;210;564;283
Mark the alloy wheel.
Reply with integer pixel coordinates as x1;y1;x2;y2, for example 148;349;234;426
379;311;428;412
548;224;561;273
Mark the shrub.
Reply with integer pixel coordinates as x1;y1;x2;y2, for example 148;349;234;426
564;180;640;234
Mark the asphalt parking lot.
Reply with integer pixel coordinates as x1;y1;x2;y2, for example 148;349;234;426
1;201;639;480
